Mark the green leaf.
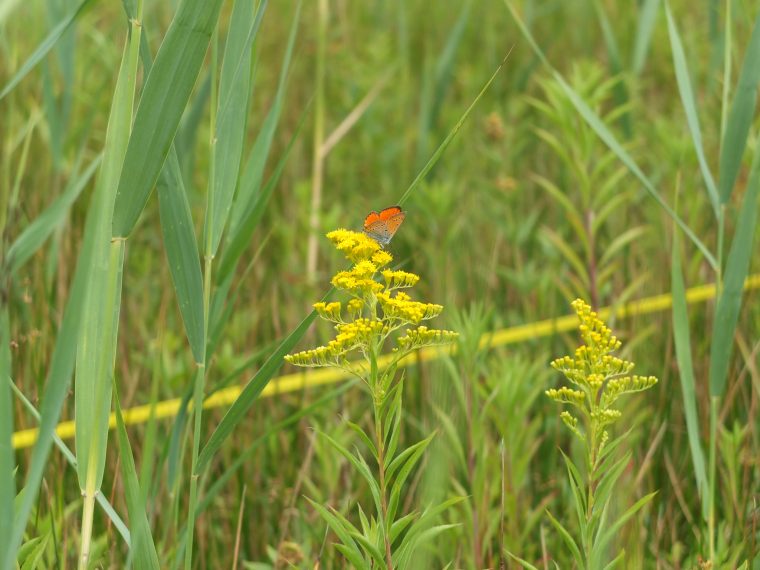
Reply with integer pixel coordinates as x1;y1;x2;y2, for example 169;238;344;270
545;508;584;569
217;101;309;284
112;0;227;238
227;0;299;238
632;0;660;75
664;2;720;213
671;235;708;516
350;531;386;567
321;433;382;513
6;154;101;274
306;498;364;567
386;433;435;483
157;149;205;363
560;450;587;532
709;141;760;396
506;551;541;570
346;421;378;459
0;0;94;100
719;12;760;204
204;0;264;256
112;384;160;569
596;492;657;555
196;295;329;472
0;308;14;559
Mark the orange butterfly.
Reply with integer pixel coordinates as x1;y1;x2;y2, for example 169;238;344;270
363;206;406;246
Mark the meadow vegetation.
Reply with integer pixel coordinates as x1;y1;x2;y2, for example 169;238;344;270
1;0;759;568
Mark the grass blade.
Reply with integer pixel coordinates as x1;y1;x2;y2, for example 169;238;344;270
0;0;93;100
504;0;717;269
204;0;262;256
709;141;760;397
664;2;720;214
227;0;300;237
398;46;510;206
671;234;708;516
0;307;14;560
6;154;101;274
111;0;226;238
157;150;205;364
718;11;760;204
113;384;160;569
632;0;660;75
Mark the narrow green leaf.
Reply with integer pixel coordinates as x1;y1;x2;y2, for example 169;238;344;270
632;0;660;74
346;421;378;459
504;0;718;269
664;2;720;213
506;551;541;570
398;47;511;206
545;509;584;569
226;0;301;237
305;499;364;566
719;12;760;204
7;154;101;274
112;384;160;569
0;307;15;559
217;102;310;284
112;0;227;238
9;378;131;544
709;142;760;396
596;492;657;554
0;0;94;100
351;531;386;567
671;235;708;514
157;150;205;363
204;0;263;256
8;171;101;563
386;433;434;482
196;295;330;472
322;433;382;513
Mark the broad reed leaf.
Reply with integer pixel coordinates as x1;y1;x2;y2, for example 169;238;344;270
0;0;93;100
505;0;717;269
112;0;226;238
204;0;262;256
0;308;14;559
217;101;309;284
227;0;300;237
709;142;760;396
664;2;719;213
157;150;205;363
6;154;101;274
112;385;160;569
75;15;140;492
195;298;327;472
718;12;760;204
671;234;708;514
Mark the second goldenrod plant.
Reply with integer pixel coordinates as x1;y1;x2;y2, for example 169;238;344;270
513;299;658;569
286;229;460;569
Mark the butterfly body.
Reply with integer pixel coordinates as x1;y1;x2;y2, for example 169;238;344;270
363;206;406;246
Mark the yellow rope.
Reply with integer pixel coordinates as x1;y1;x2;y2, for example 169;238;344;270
11;274;760;450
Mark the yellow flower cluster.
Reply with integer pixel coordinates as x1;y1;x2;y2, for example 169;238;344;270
382;270;420;289
285;318;384;367
548;299;658;437
396;326;458;351
378;291;443;324
286;229;457;372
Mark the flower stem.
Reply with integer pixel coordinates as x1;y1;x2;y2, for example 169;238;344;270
370;343;393;570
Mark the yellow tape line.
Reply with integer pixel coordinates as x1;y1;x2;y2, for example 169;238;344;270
12;274;760;450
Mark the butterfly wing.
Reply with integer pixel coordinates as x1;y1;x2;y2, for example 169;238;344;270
363;206;405;245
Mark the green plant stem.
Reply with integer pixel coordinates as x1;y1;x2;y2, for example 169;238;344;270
184;27;218;569
370;343;393;570
184;255;213;569
708;396;718;564
79;481;96;569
